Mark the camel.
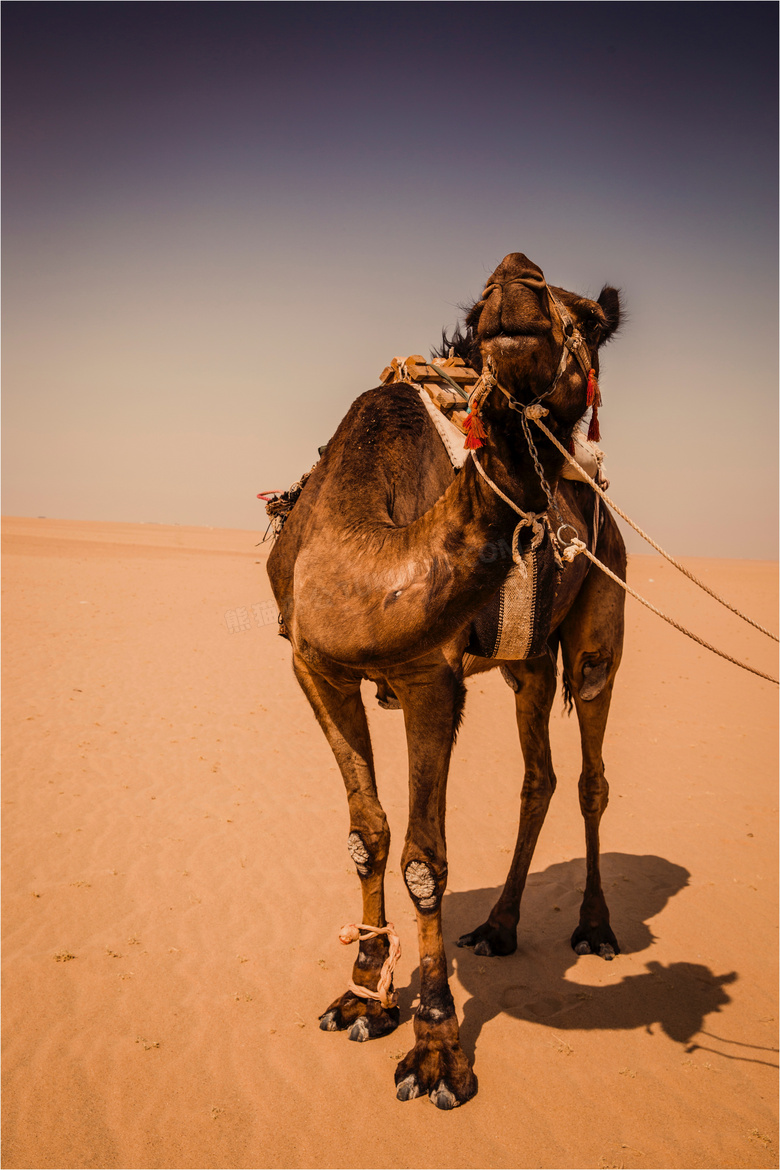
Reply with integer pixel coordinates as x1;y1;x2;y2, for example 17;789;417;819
267;251;625;1108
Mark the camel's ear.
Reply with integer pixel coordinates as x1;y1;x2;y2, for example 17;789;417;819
596;286;621;345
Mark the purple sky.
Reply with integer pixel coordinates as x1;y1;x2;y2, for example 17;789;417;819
3;1;777;556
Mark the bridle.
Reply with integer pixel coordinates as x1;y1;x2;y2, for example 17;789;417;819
469;279;595;414
466;279;598;558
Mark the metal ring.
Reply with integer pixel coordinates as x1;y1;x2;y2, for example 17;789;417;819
557;523;579;545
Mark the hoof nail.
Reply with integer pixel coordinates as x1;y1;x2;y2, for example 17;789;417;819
574;940;591;955
348;1017;369;1043
319;1011;339;1031
474;940;493;957
396;1074;421;1101
599;944;616;960
430;1081;458;1110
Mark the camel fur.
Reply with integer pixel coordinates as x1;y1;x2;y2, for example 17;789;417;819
267;251;625;1108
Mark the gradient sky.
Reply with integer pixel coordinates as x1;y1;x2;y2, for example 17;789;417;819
3;1;777;557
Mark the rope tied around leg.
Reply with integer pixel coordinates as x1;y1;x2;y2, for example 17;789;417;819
339;922;401;1009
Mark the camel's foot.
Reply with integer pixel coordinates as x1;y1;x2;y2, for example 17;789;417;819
571;919;620;960
456;919;517;957
394;1029;477;1109
318;990;399;1041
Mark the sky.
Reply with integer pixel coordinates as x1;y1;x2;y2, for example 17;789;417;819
3;1;778;558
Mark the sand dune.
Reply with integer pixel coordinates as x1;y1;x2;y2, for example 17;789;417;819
2;516;777;1169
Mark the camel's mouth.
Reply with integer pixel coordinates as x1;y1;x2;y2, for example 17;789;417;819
480;322;552;341
480;332;551;364
479;330;564;405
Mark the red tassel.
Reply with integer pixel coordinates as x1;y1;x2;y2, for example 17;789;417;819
587;402;601;443
586;368;601;408
463;408;486;450
585;368;601;441
567;438;576;456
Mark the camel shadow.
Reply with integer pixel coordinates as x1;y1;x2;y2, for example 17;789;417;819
395;853;744;1059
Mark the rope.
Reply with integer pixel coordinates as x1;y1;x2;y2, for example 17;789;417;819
471;399;776;684
561;538;778;685
531;413;779;644
338;922;401;1009
470;450;540;523
469;450;562;568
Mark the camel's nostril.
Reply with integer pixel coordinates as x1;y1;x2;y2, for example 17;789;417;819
521;274;547;290
481;273;547;299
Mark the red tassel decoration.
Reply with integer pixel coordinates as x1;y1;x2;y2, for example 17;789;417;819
587;401;601;443
463;408;486;450
585;368;601;442
567;438;576;456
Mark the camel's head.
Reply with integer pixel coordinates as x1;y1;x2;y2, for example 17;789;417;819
462;252;621;428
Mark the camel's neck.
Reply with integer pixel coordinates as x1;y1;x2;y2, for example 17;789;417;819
390;430;556;597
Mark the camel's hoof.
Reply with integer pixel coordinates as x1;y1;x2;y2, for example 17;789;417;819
394;1040;477;1108
430;1080;459;1110
571;923;620;960
457;921;517;957
318;991;399;1038
396;1074;422;1101
348;1017;370;1042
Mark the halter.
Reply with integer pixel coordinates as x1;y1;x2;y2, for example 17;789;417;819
467;283;594;417
465;280;599;554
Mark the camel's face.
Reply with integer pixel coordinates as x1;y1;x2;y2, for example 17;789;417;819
469;252;620;420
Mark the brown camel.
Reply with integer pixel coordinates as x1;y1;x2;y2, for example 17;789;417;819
267;251;625;1108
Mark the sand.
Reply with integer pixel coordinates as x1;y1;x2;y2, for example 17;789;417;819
2;516;777;1170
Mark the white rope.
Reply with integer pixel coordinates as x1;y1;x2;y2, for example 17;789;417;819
531;413;779;643
469;451;562;567
470;449;536;519
458;370;774;683
562;539;778;686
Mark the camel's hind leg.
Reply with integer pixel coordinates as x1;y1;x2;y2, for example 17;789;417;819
292;654;398;1040
559;515;626;959
457;650;558;957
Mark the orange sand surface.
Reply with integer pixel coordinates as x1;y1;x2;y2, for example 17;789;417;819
2;516;778;1170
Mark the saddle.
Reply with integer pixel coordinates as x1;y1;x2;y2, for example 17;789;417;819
380;352;606;484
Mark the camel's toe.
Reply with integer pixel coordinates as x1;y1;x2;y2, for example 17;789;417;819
457;921;517;957
319;1010;340;1031
348;1017;370;1042
429;1080;459;1110
396;1074;422;1102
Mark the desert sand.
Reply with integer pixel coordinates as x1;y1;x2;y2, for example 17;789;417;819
2;515;777;1170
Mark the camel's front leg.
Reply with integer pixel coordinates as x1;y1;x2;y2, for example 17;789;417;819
292;655;398;1041
457;651;558;957
392;665;477;1109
